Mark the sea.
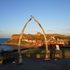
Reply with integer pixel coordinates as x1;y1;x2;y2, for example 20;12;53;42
0;38;24;51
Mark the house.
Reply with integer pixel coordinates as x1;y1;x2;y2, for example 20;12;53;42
33;40;37;43
22;39;28;42
28;40;33;43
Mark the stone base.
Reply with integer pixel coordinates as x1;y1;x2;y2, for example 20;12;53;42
44;58;50;60
0;60;3;65
17;62;23;65
17;57;23;65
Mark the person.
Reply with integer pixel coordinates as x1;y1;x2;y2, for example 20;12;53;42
1;48;4;56
55;45;60;50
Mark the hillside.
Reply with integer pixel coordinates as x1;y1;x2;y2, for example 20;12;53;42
6;33;70;45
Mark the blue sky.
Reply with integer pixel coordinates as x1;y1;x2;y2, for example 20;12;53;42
0;0;70;38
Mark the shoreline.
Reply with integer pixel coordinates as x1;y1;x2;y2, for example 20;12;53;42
0;43;39;48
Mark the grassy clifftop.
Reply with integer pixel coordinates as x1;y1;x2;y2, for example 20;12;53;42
6;34;70;45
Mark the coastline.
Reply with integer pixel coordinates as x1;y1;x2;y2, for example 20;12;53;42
0;43;39;48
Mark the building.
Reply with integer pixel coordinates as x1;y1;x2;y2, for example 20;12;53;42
35;32;43;36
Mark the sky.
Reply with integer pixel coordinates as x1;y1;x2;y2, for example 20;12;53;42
0;0;70;38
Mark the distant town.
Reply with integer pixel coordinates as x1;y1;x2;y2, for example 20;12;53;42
6;32;70;46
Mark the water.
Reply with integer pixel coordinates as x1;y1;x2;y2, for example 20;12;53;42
0;38;9;43
0;38;24;51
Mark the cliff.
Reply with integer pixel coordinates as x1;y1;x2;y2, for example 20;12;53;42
8;33;70;41
10;34;25;40
10;34;20;40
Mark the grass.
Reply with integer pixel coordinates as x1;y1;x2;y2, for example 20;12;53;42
21;49;46;54
0;57;6;61
3;48;70;58
11;48;70;54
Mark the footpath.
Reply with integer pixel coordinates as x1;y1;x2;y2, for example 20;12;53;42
0;57;70;70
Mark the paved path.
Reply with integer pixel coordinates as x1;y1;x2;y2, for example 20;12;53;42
0;57;70;70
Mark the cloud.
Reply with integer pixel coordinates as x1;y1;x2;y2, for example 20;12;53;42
25;31;37;33
0;30;3;32
46;30;53;32
0;30;2;32
60;33;70;36
32;27;39;28
62;29;70;31
28;31;37;32
66;29;70;30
